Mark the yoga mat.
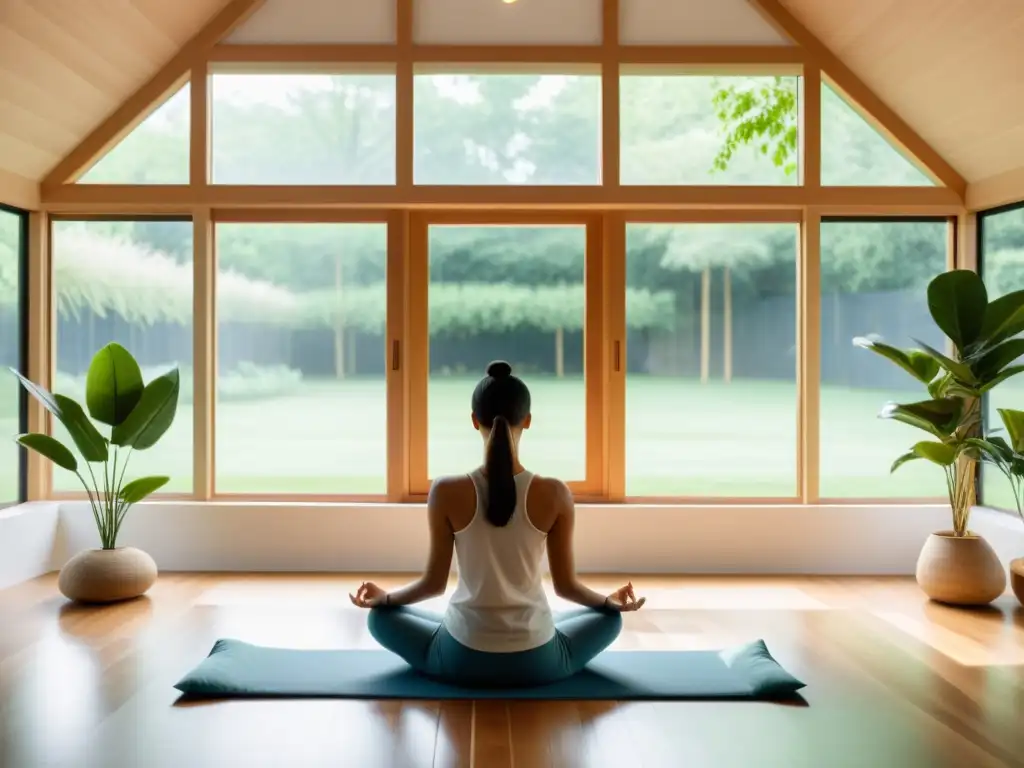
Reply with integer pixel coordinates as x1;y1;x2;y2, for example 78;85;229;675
175;639;805;700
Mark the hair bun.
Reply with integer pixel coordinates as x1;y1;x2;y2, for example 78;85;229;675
486;360;513;378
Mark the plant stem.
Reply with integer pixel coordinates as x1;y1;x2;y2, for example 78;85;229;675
75;470;104;541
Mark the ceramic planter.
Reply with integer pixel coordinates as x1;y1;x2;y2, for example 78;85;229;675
57;547;158;603
915;531;1006;606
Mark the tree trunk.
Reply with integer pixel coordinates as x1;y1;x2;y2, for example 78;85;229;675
334;252;345;379
347;327;357;376
723;266;732;384
555;327;564;378
700;267;711;384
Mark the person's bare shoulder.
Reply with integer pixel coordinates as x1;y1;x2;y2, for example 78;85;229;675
527;474;574;531
428;474;476;504
429;474;477;530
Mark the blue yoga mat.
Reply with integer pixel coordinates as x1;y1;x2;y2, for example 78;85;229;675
174;638;805;700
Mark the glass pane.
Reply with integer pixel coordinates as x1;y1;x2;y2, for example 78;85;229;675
819;220;948;498
216;223;388;493
212;74;396;184
78;84;190;184
624;223;798;496
620;76;799;185
0;208;21;502
980;205;1024;511
427;225;586;480
414;74;601;185
821;83;933;186
52;219;194;493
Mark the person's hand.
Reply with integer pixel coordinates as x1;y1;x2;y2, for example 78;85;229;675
349;581;388;608
605;581;646;612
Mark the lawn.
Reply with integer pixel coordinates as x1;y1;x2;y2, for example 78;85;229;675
4;375;1002;503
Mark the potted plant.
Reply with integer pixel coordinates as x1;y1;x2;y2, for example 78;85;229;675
10;342;179;603
855;270;1024;605
971;408;1024;605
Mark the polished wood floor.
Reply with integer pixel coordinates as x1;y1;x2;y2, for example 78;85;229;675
1;573;1023;768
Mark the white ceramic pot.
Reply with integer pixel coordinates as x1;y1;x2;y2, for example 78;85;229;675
1011;558;1024;607
915;531;1006;606
57;547;158;603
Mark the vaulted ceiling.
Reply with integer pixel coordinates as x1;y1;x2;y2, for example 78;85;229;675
0;0;1023;203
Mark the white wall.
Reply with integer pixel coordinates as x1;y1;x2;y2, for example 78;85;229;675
0;502;61;589
51;500;956;575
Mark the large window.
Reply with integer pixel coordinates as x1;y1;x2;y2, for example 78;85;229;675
215;222;388;494
51;218;194;493
212;73;397;185
0;206;25;504
979;203;1024;510
413;74;601;185
819;219;949;498
424;224;588;481
624;222;799;497
620;75;800;185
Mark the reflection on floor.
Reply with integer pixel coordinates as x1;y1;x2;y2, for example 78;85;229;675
1;573;1022;767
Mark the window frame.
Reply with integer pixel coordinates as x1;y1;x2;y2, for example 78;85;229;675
0;203;28;507
976;200;1024;513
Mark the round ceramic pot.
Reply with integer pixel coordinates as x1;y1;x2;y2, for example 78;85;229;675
1010;558;1024;607
916;531;1006;606
57;547;158;603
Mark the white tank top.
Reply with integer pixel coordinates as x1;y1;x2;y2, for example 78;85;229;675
443;469;555;653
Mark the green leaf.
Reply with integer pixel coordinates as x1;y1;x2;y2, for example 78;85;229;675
927;270;987;350
912;440;958;466
86;343;144;427
852;337;939;383
880;399;963;438
978;289;1024;347
974;338;1024;380
118;475;169;504
890;451;921;474
52;394;108;463
997;408;1024;454
9;368;63;420
965;437;1013;465
111;368;180;449
978;365;1024;393
16;433;77;472
912;339;976;383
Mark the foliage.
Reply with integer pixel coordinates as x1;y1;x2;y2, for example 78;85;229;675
855;270;1024;535
971;408;1024;524
55;362;303;405
712;77;798;177
11;343;179;549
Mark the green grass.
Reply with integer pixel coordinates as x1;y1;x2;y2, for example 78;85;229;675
7;375;1015;504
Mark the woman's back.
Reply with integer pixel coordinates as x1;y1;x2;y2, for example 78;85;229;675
443;469;556;653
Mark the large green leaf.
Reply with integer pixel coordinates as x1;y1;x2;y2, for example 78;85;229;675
974;338;1024;380
912;339;976;383
852;337;939;383
111;369;180;449
927;270;987;350
16;433;77;472
912;440;958;466
119;475;169;504
979;365;1024;393
86;343;144;427
880;399;962;438
978;289;1024;347
997;409;1024;454
965;437;1013;465
9;368;63;420
52;394;108;463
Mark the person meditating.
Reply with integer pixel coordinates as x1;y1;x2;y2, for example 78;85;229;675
349;361;646;688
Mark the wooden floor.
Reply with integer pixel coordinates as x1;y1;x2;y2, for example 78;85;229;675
1;574;1023;768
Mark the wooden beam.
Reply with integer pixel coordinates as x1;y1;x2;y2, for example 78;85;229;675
955;211;978;273
192;208;215;500
190;63;211;187
395;0;414;189
25;212;51;500
39;184;964;211
603;213;626;500
967;166;1024;212
601;0;620;187
748;0;967;200
386;209;410;501
0;169;39;210
42;0;266;186
801;67;821;189
797;208;821;504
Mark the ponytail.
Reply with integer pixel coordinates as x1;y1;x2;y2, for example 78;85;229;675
484;415;516;527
